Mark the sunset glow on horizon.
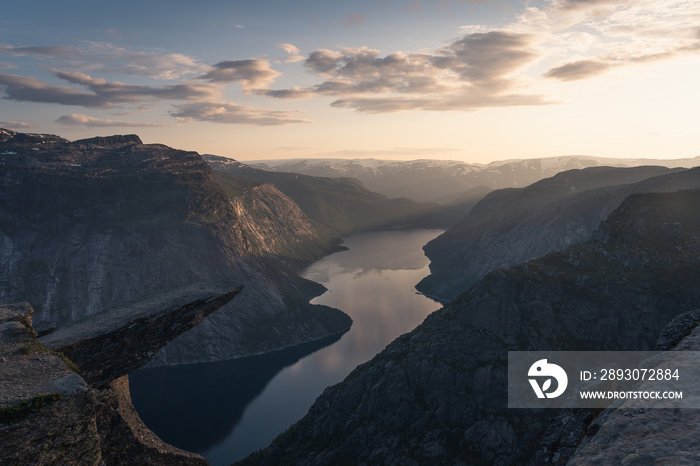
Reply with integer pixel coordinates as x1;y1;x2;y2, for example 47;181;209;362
1;0;699;163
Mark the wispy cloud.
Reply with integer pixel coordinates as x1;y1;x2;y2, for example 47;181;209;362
536;0;700;80
0;42;207;80
0;73;109;107
344;14;366;28
554;0;626;12
0;62;17;70
0;45;79;59
170;101;312;125
56;113;169;127
331;93;553;113
53;69;221;102
278;43;305;63
544;59;612;81
0;121;35;129
0;70;221;108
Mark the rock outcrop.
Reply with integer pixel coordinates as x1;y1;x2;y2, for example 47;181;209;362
419;166;700;301
242;189;700;465
40;283;242;387
565;311;700;465
0;129;351;366
1;301;222;464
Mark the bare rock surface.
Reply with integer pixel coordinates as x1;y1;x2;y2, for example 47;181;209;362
568;322;700;465
0;301;215;464
40;283;241;386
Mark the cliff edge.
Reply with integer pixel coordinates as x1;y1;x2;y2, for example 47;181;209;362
1;286;239;464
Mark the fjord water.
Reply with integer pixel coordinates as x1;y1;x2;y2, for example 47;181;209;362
130;229;443;464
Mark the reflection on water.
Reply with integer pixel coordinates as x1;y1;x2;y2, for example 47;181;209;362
129;334;341;453
130;228;444;465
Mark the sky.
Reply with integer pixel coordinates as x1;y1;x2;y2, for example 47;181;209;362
1;0;699;163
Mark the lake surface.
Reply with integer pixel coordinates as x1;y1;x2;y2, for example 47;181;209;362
131;229;443;465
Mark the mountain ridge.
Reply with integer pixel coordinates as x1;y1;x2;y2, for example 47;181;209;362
246;155;700;203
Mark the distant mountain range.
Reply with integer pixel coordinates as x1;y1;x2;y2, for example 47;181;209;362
204;154;487;232
248;155;700;203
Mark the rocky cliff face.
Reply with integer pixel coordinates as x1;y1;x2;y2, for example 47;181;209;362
419;166;700;301
213;171;336;262
0;129;350;366
0;298;239;464
243;189;700;465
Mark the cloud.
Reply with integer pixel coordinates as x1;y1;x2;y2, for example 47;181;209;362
544;40;700;81
278;43;305;63
257;87;315;99
0;73;109;107
170;101;312;125
0;121;35;129
0;70;221;108
553;0;627;12
0;45;79;59
439;31;537;90
53;69;220;102
279;44;300;55
544;59;612;80
0;62;17;70
344;14;366;28
0;43;206;80
200;58;281;92
331;93;553;113
532;0;700;81
263;30;547;113
56;113;168;127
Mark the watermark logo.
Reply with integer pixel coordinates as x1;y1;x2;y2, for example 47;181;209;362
528;359;568;399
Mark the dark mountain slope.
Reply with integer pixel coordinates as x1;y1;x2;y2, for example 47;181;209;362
418;165;700;301
0;129;350;366
242;189;700;465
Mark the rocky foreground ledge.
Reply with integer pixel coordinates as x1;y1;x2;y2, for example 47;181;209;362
0;285;240;465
